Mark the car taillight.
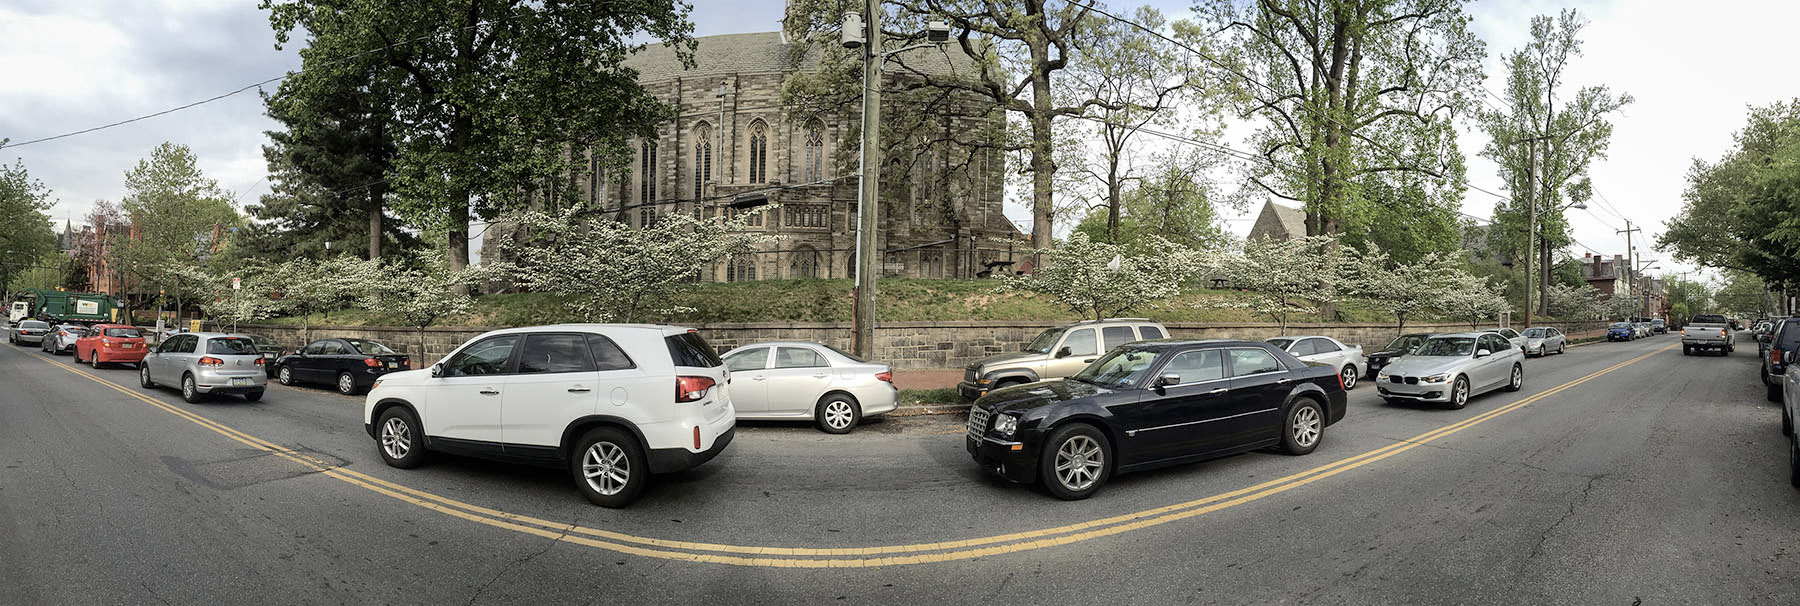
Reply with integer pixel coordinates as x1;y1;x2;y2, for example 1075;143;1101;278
101;338;114;347
364;358;382;367
198;356;224;367
676;376;716;402
875;371;893;383
1773;349;1783;366
255;357;265;366
401;357;411;368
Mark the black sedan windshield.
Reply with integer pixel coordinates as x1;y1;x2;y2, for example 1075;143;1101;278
1415;338;1475;357
1071;348;1160;388
1384;335;1427;352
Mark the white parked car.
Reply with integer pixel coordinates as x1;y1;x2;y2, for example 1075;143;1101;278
721;341;898;433
362;324;735;508
1376;332;1525;409
1487;327;1528;352
1266;335;1367;389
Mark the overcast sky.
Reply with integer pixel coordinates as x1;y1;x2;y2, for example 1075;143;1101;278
4;0;1797;285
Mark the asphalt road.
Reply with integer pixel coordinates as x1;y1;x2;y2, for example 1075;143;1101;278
1;333;1794;605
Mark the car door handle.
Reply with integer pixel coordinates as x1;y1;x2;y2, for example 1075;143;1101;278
1082;358;1097;363
812;373;828;379
1208;388;1228;394
752;375;766;381
479;389;500;396
1277;378;1292;384
567;386;591;393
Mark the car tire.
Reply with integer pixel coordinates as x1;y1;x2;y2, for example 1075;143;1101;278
815;394;861;434
571;427;648;508
1039;423;1110;501
1768;382;1782;403
1505;364;1523;392
337;372;359;396
243;390;264;402
278;366;295;386
1682;345;1691;356
1790;432;1800;489
1280;398;1325;456
139;364;155;388
1339;365;1357;390
1782;407;1792;437
90;351;102;369
182;374;204;403
376;407;430;469
1448;376;1470;410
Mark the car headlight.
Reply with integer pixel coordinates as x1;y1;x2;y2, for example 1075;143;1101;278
371;379;383;391
1528;340;1542;347
1377;373;1390;381
993;414;1018;438
1423;374;1449;383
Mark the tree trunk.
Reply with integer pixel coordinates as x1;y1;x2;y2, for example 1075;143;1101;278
1027;35;1055;268
448;200;471;296
367;183;385;260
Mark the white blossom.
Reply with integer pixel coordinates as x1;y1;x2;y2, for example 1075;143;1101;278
1002;232;1208;321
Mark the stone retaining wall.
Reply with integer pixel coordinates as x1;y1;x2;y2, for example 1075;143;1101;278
219;320;1607;371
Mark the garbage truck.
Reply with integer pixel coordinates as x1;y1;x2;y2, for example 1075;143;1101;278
7;288;120;324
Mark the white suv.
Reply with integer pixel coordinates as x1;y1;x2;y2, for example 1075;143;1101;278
363;324;736;507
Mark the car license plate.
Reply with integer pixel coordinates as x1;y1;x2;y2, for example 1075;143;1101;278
231;378;251;386
387;362;397;369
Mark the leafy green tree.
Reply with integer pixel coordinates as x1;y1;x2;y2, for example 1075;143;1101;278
1070;152;1232;252
0;148;59;292
263;0;696;290
1713;270;1770;316
239;67;416;264
1661;277;1711;322
1660;100;1800;296
1185;0;1484;241
1346;246;1463;336
498;204;778;322
1477;9;1631;315
114;143;241;320
268;255;385;343
1003;231;1207;321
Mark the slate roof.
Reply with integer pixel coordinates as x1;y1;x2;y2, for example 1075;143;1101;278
624;31;976;82
1246;200;1307;240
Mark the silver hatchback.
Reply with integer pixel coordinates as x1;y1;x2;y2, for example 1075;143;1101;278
139;333;269;402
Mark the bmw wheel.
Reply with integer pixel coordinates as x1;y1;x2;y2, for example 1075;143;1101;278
1040;423;1110;500
1505;364;1523;392
815;394;860;434
1340;365;1358;390
1449;376;1470;410
571;427;647;508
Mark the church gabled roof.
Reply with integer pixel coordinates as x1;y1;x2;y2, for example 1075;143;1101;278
1246;200;1307;240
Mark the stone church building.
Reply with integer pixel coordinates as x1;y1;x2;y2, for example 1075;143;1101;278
548;30;1024;282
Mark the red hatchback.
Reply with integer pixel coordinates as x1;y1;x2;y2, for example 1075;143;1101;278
75;324;148;369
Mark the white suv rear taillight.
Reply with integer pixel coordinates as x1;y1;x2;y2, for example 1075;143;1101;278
676;376;716;402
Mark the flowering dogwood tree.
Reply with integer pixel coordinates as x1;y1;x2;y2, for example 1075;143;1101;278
1001;232;1209;321
269;255;385;342
196;267;284;332
1348;247;1463;336
1440;272;1514;328
360;249;484;358
1212;235;1353;334
499;204;779;322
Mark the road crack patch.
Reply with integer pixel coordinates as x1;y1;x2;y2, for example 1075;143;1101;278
466;524;575;605
1528;473;1609;561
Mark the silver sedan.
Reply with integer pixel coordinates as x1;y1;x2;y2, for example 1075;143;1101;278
1266;335;1367;390
40;324;84;355
1376;332;1525;409
721;341;899;434
1521;326;1567;357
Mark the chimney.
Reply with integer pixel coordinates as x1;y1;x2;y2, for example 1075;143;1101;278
1613;254;1624;277
1593;253;1602;276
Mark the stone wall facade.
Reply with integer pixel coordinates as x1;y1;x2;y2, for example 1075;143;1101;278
221;320;1608;371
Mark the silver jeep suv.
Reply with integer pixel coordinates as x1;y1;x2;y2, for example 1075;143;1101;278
957;318;1169;400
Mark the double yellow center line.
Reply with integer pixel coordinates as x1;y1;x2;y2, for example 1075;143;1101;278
32;343;1675;568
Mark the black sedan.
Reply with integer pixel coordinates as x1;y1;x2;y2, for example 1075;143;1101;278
966;339;1347;500
273;338;411;395
1365;332;1436;379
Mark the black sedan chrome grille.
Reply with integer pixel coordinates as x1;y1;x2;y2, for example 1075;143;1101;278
966;407;991;440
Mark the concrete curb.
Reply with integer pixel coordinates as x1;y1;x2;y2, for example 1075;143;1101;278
890;402;969;416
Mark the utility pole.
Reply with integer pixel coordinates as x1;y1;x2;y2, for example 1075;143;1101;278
1617;219;1641;314
850;0;882;359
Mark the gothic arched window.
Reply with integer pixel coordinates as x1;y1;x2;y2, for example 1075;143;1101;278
803;119;825;183
747;120;768;184
791;245;819;278
638;140;658;205
693;122;713;199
